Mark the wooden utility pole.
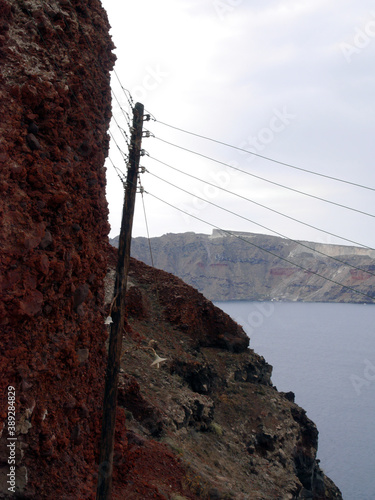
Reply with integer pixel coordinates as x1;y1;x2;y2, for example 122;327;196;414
96;102;144;499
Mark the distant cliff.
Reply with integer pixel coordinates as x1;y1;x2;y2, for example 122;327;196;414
111;230;375;303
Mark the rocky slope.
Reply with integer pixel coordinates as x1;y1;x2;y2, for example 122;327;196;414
117;230;375;303
103;252;342;499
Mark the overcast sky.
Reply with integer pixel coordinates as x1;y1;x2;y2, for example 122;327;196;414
101;0;375;249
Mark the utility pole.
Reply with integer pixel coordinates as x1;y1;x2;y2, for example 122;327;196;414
96;102;144;499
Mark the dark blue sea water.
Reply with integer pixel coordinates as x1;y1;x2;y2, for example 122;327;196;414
215;301;375;500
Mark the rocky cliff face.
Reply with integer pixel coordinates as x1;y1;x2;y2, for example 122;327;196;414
0;0;115;497
123;230;375;303
0;1;343;498
103;254;342;499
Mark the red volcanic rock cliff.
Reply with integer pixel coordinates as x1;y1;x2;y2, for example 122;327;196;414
0;0;115;497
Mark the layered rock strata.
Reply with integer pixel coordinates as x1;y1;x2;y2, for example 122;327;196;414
123;230;375;302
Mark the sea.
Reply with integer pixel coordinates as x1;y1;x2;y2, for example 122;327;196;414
215;301;375;500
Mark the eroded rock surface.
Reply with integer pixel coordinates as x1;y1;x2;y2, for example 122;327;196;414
0;0;115;497
121;230;375;303
105;256;343;499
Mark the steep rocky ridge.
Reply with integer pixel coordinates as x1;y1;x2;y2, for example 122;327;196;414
118;230;375;303
0;0;115;497
104;254;342;499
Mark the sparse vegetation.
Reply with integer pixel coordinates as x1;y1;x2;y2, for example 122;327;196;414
209;422;223;437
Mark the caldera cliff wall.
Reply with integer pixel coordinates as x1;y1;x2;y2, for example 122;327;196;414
126;231;375;303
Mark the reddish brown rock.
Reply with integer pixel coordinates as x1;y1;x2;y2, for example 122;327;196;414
19;290;44;317
39;230;53;249
26;133;41;151
99;255;342;499
47;190;70;207
128;258;249;353
0;0;115;498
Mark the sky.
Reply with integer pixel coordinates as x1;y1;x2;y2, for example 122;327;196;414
101;0;375;249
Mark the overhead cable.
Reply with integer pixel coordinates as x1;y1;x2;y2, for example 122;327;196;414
146;169;375;279
153;119;375;193
113;68;134;109
139;179;155;268
149;156;374;251
145;191;375;303
153;136;375;219
111;90;132;132
35;1;131;178
108;157;126;186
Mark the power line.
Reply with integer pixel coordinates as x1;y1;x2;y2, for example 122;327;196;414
108;157;126;186
144;191;375;302
146;169;375;279
108;129;128;159
113;68;134;110
153;119;375;193
49;0;134;185
139;180;155;268
110;96;130;146
55;1;133;145
39;0;374;275
31;1;130;182
111;90;132;134
153;136;375;220
148;156;375;251
43;1;374;297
